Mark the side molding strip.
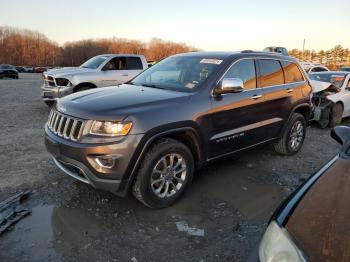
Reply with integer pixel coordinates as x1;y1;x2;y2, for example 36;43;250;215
210;117;283;141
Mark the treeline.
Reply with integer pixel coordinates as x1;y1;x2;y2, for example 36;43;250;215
289;45;350;69
0;26;196;66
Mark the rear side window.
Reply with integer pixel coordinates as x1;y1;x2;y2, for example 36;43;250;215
223;59;256;89
126;57;143;70
281;61;304;83
258;59;284;87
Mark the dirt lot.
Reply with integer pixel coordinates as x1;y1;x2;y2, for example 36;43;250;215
0;73;348;262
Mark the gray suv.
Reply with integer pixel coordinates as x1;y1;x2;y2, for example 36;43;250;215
45;51;312;208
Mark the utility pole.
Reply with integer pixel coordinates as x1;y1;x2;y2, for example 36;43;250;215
302;39;305;51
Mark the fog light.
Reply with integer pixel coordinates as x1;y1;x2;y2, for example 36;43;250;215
95;155;120;169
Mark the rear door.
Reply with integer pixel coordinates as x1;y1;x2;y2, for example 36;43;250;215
256;59;298;139
123;57;145;81
208;58;267;157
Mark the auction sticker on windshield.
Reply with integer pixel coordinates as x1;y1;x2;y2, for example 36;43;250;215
200;59;223;64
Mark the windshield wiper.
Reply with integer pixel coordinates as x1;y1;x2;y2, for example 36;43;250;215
139;83;166;90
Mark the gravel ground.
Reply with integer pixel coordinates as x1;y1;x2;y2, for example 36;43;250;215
0;73;348;262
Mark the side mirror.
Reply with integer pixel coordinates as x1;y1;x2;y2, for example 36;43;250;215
213;78;244;96
331;126;350;145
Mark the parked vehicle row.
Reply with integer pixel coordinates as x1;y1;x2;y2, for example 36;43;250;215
44;51;312;208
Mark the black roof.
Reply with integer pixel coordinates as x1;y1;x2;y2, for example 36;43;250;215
175;51;296;62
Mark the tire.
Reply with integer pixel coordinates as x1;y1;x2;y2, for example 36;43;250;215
274;113;306;155
132;138;194;208
44;101;56;107
329;103;343;127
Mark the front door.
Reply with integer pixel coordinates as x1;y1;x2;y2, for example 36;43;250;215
208;58;267;158
101;57;129;86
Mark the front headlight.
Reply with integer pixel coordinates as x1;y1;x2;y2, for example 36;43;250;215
56;78;71;86
90;121;133;137
259;221;305;262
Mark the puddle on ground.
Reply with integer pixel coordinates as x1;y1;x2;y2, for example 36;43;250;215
0;159;284;261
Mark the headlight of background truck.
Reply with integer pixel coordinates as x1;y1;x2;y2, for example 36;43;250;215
55;78;72;86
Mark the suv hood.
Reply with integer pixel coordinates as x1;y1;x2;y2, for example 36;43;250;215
57;84;192;121
45;67;95;78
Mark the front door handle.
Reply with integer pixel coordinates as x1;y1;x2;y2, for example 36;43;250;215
251;95;263;100
120;74;129;76
286;88;294;93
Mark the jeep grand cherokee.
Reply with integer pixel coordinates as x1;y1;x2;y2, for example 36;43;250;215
45;51;312;208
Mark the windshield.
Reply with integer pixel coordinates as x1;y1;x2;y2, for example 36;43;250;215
80;56;109;69
129;56;223;92
309;73;347;88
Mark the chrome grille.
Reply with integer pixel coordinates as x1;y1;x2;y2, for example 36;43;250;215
47;110;84;141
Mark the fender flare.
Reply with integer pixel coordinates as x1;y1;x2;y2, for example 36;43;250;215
117;122;206;195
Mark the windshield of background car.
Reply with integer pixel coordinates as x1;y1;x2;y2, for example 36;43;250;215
80;56;109;69
309;73;347;88
340;67;350;72
129;56;223;92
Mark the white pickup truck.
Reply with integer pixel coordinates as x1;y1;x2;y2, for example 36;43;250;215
41;54;148;106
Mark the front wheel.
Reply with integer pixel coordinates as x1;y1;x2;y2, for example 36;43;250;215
274;113;306;155
132;138;194;208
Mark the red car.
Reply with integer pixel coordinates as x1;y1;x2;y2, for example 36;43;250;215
35;67;47;73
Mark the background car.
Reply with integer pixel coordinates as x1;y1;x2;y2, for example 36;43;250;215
263;46;289;56
340;66;350;72
0;64;19;79
35;67;48;73
301;63;329;74
255;125;350;262
15;66;26;73
309;71;350;127
41;54;148;106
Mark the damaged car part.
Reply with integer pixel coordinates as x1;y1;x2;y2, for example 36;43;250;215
309;71;350;128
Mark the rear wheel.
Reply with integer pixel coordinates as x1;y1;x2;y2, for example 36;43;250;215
274;113;306;155
132;138;194;208
329;103;343;127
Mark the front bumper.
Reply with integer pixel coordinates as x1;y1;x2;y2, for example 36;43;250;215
41;85;73;101
45;125;144;196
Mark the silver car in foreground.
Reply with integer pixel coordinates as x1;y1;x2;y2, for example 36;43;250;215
41;54;148;106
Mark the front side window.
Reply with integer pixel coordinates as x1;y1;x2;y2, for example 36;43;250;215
80;56;109;69
223;59;256;89
130;56;222;92
259;59;284;87
103;57;126;71
281;61;304;83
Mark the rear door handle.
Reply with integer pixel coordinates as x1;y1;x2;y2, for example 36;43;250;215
251;95;263;100
287;88;294;93
120;74;129;76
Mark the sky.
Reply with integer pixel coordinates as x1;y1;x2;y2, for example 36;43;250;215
0;0;349;51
